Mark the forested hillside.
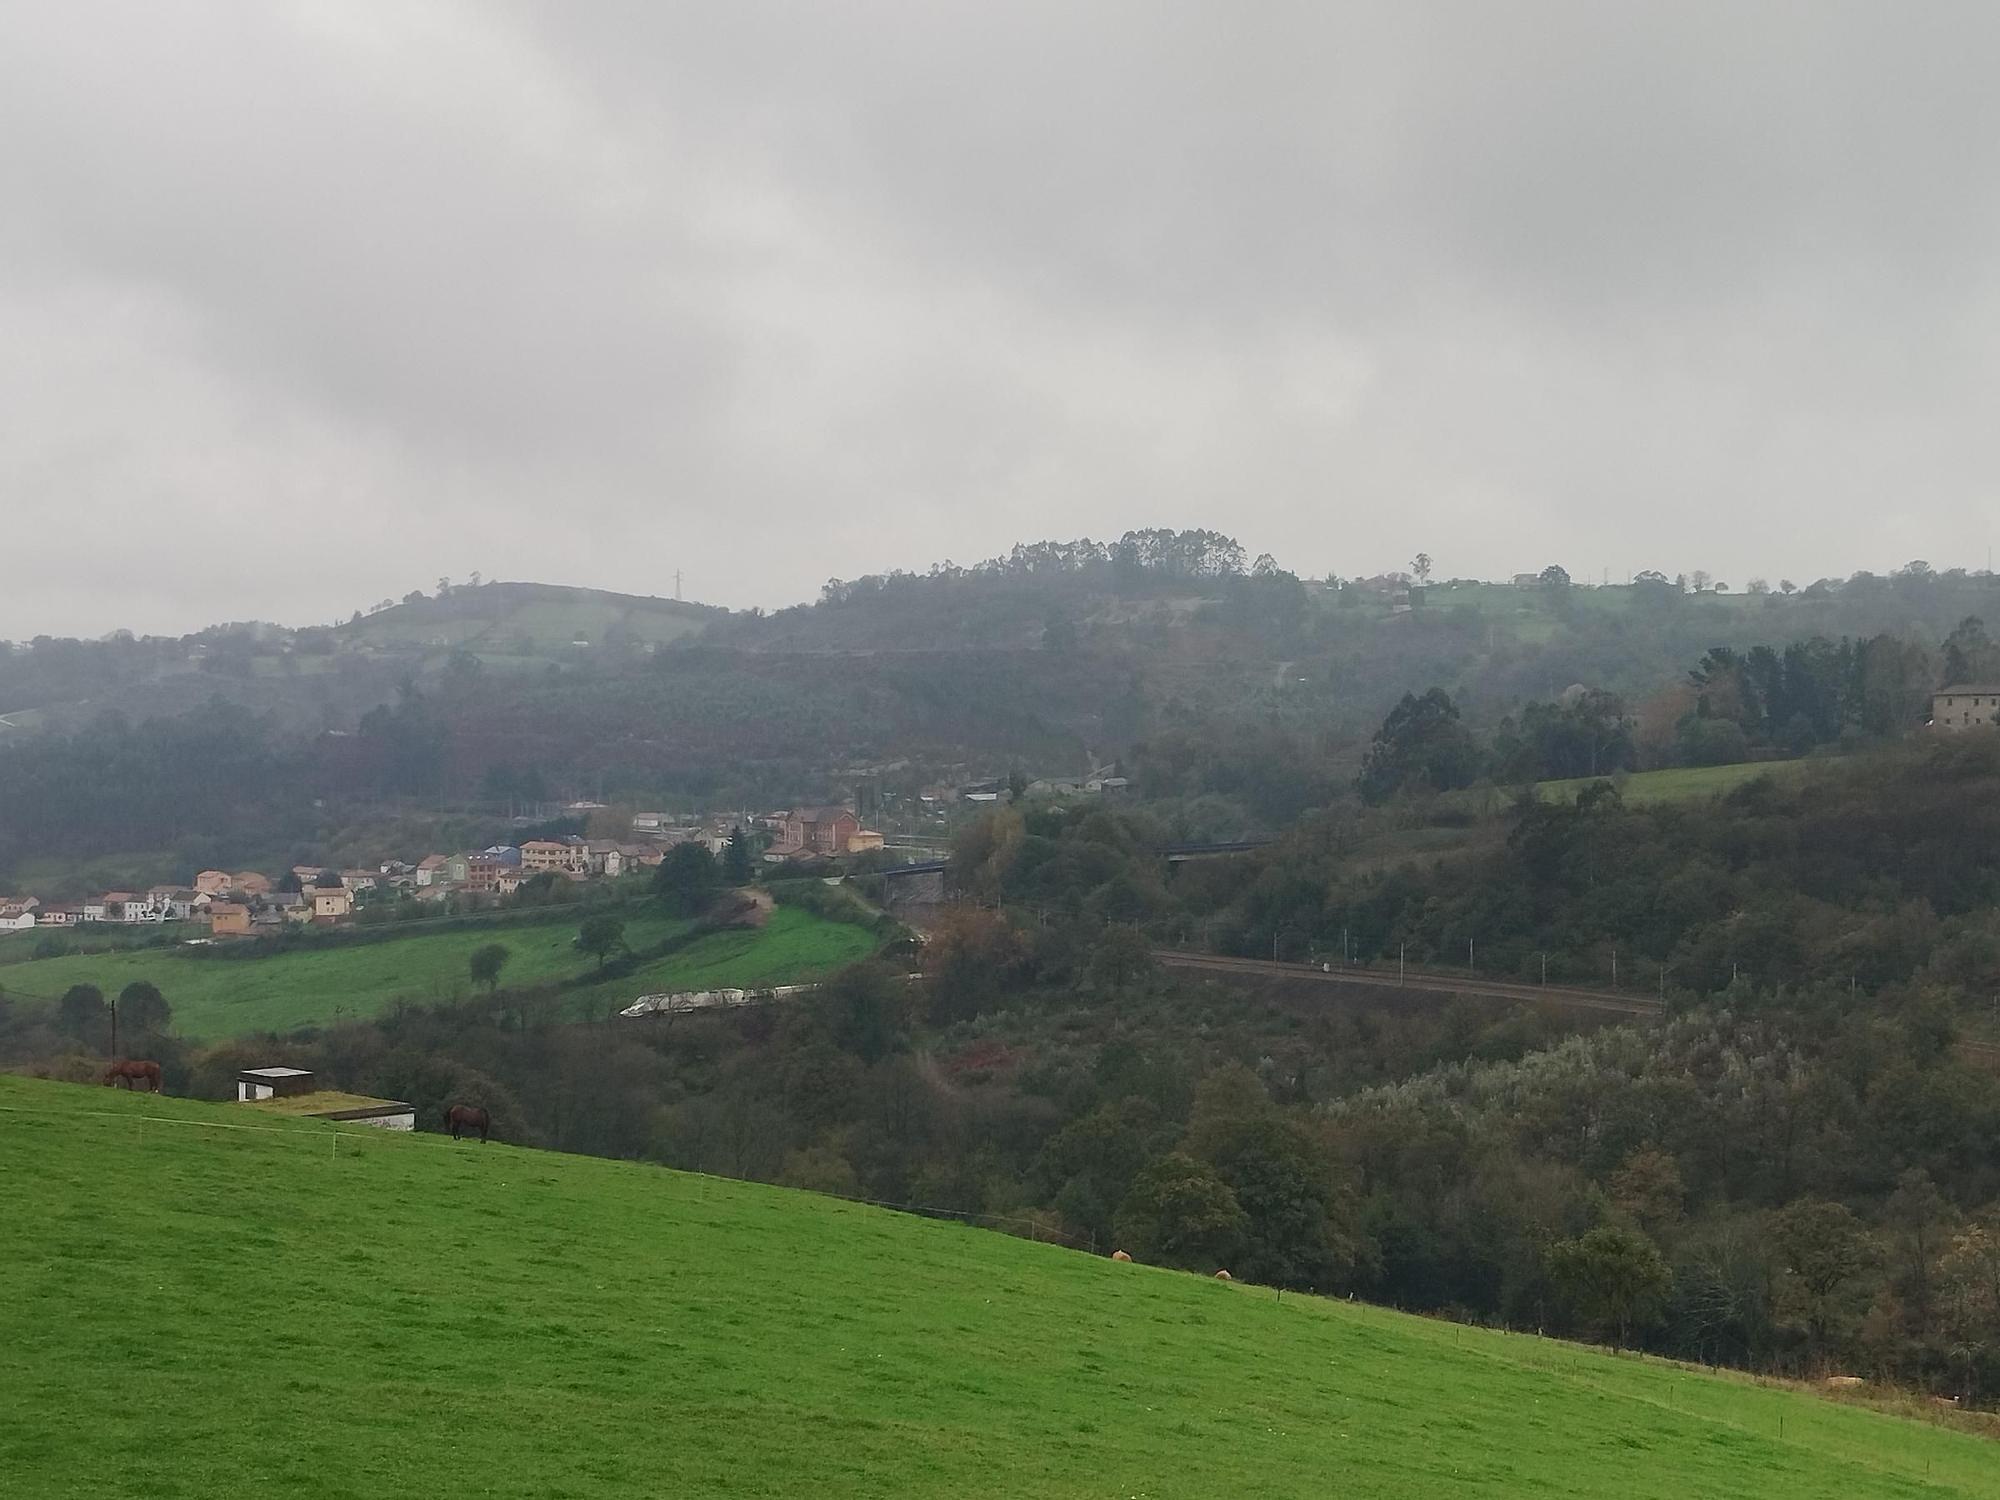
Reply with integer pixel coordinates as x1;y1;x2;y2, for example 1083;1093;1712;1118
5;540;2000;883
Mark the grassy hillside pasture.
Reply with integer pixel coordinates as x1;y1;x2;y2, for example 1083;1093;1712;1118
1535;759;1811;807
342;581;715;655
0;904;881;1039
0;922;204;964
0;907;688;1036
1;1075;1993;1499
569;904;884;1015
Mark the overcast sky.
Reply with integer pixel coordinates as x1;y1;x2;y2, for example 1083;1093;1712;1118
5;2;2000;638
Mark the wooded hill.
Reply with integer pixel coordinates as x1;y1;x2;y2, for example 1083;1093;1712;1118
5;542;2000;881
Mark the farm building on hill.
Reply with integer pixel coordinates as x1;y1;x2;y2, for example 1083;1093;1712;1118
237;1067;318;1101
236;1068;415;1130
1933;685;2000;730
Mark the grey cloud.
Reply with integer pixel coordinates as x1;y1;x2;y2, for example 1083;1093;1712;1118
3;1;1999;638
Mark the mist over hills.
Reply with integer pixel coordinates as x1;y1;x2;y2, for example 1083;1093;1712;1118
2;535;1998;882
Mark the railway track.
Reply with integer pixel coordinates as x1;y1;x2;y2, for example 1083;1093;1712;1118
1155;949;2000;1066
1156;950;1660;1018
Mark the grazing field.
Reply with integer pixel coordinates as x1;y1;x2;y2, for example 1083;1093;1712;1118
341;582;713;656
569;904;884;1014
1535;759;1810;806
1;1075;1993;1499
0;905;877;1039
0;922;204;963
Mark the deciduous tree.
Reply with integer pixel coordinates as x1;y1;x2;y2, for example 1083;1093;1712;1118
575;915;627;973
1114;1152;1249;1270
1549;1224;1671;1347
468;943;511;995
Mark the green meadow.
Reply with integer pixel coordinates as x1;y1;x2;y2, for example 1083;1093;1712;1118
0;905;876;1038
1535;759;1810;807
1;1075;1993;1499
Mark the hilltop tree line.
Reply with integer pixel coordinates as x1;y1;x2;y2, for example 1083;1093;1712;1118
1351;619;1995;804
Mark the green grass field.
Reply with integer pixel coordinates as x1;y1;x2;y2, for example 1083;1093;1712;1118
570;905;883;1014
344;585;710;656
0;905;877;1039
0;923;205;964
1;1075;1992;1499
1535;759;1811;807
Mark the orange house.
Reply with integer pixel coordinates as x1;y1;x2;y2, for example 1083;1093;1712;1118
208;903;253;937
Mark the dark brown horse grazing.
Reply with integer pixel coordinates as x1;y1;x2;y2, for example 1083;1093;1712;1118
444;1103;491;1142
103;1059;162;1093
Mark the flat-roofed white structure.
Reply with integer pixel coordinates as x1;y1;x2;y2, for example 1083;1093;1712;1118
236;1066;316;1102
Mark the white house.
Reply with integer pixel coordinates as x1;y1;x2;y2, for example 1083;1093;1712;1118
0;906;34;932
145;887;205;921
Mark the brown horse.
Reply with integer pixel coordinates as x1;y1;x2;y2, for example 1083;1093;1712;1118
444;1103;491;1142
103;1059;162;1093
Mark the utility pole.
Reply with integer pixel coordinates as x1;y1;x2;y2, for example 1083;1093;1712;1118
674;569;684;601
1468;936;1474;972
109;997;117;1058
1540;952;1547;986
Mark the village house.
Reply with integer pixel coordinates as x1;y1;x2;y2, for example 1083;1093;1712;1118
1933;685;2000;731
268;892;311;924
621;843;664;871
579;839;624;876
232;872;273;897
208;902;253;937
0;903;35;932
520;839;585;875
763;807;877;861
96;892;160;924
463;850;524;894
414;854;449;887
194;869;233;896
311;887;353;922
630;812;675;837
444;852;472;885
37;905;80;927
146;886;205;921
338;869;377;894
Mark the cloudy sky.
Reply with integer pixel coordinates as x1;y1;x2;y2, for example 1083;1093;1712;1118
5;1;1999;638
